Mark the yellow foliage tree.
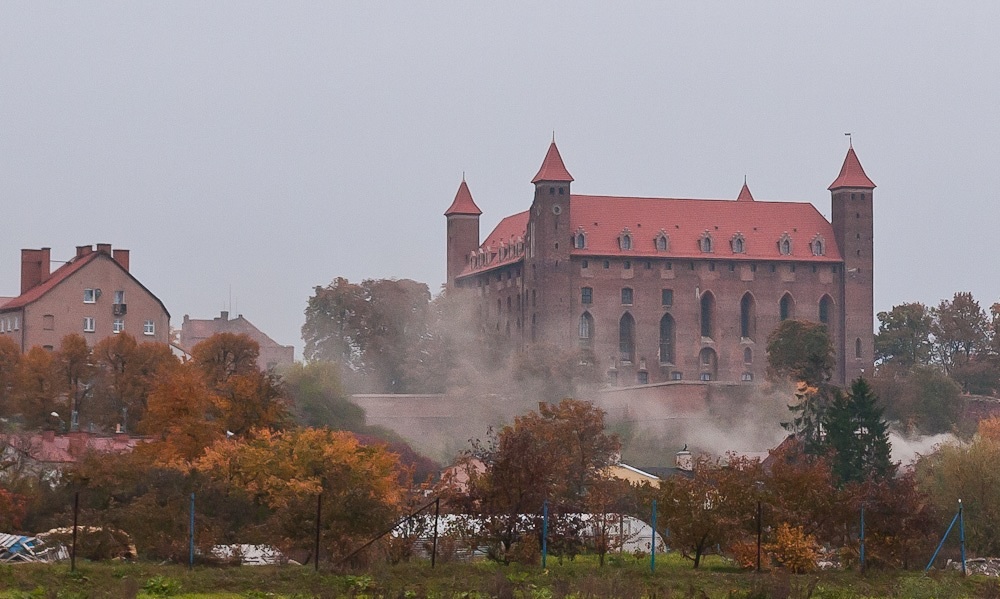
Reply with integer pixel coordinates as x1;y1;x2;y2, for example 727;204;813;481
765;523;819;573
195;428;407;562
139;363;224;467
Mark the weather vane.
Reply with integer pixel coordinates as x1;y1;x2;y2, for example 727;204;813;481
844;132;853;147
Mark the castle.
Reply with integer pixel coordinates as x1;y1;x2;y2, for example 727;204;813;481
445;142;874;386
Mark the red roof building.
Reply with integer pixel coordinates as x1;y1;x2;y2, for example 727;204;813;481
445;142;875;386
0;245;170;352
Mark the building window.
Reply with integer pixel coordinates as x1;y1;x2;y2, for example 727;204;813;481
624;260;631;270
741;372;754;382
83;317;96;332
659;314;675;364
699;347;718;381
811;236;825;256
731;234;746;254
603;260;610;269
575;232;586;249
740;292;755;339
744;347;753;364
579;312;594;342
700;291;715;338
581;287;593;305
113;290;125;304
700;233;713;253
84;288;96;303
619;233;633;250
144;320;155;336
637;371;649;385
856;337;863;359
13;317;18;331
655;232;669;252
43;314;54;330
780;293;795;321
621;288;634;305
819;295;833;325
778;233;793;256
671;371;683;381
700;372;712;382
619;313;636;363
661;289;673;307
582;259;589;269
113;318;124;334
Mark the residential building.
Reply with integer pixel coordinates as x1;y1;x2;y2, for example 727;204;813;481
0;244;170;351
178;311;294;371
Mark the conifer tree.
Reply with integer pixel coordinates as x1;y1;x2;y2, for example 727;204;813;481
823;377;894;484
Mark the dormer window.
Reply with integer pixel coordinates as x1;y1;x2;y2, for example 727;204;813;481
731;233;746;254
618;228;633;251
699;231;714;253
778;233;792;256
574;229;587;249
810;234;825;256
655;230;669;252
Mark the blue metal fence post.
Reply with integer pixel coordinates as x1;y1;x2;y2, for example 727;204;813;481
959;499;966;576
541;500;548;569
651;499;657;573
860;504;865;573
188;492;195;570
925;510;961;573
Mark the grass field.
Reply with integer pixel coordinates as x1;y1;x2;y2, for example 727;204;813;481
0;554;994;598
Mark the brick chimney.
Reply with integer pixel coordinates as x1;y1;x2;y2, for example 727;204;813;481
20;248;51;294
112;249;130;271
96;243;112;255
675;447;693;472
76;245;93;258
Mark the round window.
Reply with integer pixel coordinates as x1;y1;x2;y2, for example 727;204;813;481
552;205;562;215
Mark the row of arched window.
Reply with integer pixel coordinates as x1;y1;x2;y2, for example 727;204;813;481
573;228;827;257
579;292;840;366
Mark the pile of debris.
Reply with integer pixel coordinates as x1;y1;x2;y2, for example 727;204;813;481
948;557;1000;576
0;533;68;563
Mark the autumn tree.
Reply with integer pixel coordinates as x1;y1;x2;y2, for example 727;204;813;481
56;334;93;426
192;334;289;436
0;336;22;422
461;399;620;562
932;292;990;374
195;428;407;562
875;302;934;368
916;417;1000;556
16;347;64;429
872;365;961;435
90;333;178;431
654;454;762;568
766;320;835;387
822;378;894;484
139;363;224;465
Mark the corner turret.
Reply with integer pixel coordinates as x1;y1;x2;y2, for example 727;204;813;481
445;178;481;289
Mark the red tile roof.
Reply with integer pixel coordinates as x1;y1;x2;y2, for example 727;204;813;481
737;182;754;202
180;314;290;352
458;211;528;276
531;142;574;183
828;147;875;190
0;252;101;310
459;195;841;278
569;195;841;261
444;179;482;216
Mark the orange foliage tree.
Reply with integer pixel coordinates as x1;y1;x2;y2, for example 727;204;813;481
195;428;407;562
139;363;224;466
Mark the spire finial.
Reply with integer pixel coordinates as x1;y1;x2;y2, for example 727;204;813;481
552;130;556;143
462;171;465;182
845;132;853;148
744;174;747;184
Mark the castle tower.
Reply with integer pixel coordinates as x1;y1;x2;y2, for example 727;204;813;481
829;145;875;384
525;141;574;346
444;178;481;289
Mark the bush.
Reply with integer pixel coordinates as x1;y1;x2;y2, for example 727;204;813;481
765;523;819;574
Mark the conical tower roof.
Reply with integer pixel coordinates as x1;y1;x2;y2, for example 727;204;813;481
444;179;482;216
531;142;574;184
829;146;876;190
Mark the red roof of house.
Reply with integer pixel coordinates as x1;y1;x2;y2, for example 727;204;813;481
0;252;101;311
180;313;291;352
458;195;841;279
444;179;482;216
531;142;574;183
828;147;875;190
737;182;754;202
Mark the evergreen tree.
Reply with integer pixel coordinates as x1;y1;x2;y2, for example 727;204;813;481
822;377;894;484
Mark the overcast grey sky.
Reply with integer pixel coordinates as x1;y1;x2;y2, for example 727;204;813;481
2;3;998;355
